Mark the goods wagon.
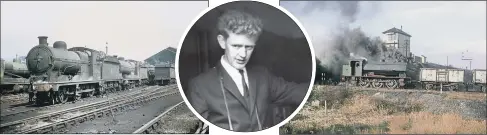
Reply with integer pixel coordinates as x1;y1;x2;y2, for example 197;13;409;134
419;68;465;90
154;63;175;86
472;69;486;92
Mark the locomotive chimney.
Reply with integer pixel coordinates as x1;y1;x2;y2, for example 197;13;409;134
38;36;48;46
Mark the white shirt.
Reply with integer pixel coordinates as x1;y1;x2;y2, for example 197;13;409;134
220;56;249;96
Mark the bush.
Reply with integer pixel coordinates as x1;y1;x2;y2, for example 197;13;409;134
280;122;391;134
374;98;424;115
308;86;356;109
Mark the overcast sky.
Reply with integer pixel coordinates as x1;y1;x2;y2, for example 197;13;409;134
2;1;485;70
1;1;207;62
281;1;486;70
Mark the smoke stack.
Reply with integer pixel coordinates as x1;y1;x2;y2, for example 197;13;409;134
401;25;403;30
38;36;48;46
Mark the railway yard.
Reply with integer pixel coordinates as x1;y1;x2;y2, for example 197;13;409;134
0;35;208;134
0;85;206;134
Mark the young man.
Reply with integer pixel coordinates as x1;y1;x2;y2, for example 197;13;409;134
187;10;309;132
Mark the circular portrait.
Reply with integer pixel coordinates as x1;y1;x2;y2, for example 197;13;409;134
176;0;315;132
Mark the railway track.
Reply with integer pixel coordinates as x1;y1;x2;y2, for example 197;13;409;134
133;101;209;134
1;85;178;134
317;85;486;94
1;85;154;118
0;85;159;125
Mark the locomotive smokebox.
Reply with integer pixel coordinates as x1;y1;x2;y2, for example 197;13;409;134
38;36;48;46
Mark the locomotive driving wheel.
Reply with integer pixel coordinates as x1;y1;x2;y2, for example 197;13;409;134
358;79;369;88
58;89;68;103
372;79;383;88
385;80;398;89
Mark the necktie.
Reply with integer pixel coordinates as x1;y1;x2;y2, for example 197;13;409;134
238;70;249;97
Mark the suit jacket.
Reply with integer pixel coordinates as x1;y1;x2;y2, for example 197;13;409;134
187;62;309;132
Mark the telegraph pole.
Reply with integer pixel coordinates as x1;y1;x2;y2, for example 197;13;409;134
461;50;473;91
461;50;473;70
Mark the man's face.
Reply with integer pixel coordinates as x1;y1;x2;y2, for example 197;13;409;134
218;32;257;70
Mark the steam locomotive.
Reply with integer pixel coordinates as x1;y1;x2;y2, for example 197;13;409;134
341;57;410;89
27;36;154;105
0;58;30;94
339;56;485;92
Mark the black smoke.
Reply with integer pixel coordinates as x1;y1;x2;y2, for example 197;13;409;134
284;1;408;82
321;27;386;81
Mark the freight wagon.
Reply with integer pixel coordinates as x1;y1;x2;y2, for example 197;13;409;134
153;63;175;86
472;69;486;92
419;68;465;91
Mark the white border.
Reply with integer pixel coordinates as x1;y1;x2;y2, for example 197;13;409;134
175;0;316;134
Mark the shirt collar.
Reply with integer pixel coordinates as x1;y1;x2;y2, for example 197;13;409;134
220;56;247;75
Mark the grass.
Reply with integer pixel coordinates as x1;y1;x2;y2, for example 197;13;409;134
388;112;487;134
445;92;487;101
281;121;391;134
282;85;486;134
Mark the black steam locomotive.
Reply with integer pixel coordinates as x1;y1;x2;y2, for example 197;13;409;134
340;58;410;89
27;36;155;105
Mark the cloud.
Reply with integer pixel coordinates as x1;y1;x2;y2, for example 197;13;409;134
282;1;486;69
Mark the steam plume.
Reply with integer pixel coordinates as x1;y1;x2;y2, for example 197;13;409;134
284;1;405;80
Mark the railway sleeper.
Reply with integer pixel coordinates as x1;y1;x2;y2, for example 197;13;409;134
89;114;95;121
28;90;175;134
67;120;76;127
53;123;66;133
37;126;53;134
95;112;103;118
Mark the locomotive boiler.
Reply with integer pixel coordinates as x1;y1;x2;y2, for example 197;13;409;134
26;36;106;104
1;58;30;94
118;58;146;90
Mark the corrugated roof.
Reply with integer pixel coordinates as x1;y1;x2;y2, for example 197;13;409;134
144;47;177;66
382;27;412;37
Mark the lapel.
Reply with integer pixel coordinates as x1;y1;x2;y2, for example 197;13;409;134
216;63;250;112
247;66;258;117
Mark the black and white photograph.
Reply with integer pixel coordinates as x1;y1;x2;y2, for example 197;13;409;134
177;1;315;132
1;1;209;134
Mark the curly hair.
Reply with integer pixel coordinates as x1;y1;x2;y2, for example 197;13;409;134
217;9;264;39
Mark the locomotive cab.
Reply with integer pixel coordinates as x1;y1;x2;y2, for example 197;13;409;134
342;59;366;77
